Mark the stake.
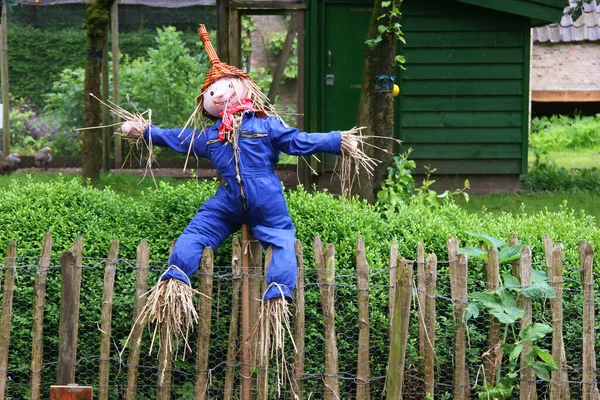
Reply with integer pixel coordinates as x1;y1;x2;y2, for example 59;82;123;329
241;223;251;400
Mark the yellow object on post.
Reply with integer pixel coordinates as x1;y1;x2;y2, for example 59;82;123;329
393;84;400;97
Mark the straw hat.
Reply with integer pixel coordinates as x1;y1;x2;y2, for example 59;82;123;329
197;25;253;97
196;24;277;120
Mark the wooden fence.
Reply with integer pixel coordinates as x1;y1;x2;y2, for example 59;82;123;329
0;233;599;399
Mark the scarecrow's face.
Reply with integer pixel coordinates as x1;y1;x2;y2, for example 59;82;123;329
203;77;250;117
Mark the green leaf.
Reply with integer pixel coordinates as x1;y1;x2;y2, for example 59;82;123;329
531;362;552;381
533;346;557;367
498;245;523;262
381;1;391;7
520;323;552;341
465;302;479;320
457;246;487;260
463;230;506;249
471;291;523;324
377;25;387;34
503;273;521;288
531;269;549;284
509;342;522;362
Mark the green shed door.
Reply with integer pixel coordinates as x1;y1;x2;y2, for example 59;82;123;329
322;4;371;168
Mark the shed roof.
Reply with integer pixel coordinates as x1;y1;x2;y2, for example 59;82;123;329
15;0;215;7
453;0;565;25
533;0;600;42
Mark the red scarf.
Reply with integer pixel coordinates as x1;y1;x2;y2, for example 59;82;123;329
218;98;264;141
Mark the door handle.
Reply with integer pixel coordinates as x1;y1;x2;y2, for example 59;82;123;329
328;50;332;67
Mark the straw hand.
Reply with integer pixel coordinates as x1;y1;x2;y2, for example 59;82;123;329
121;119;144;139
341;132;358;154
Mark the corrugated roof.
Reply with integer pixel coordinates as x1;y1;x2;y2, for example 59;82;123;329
533;0;600;42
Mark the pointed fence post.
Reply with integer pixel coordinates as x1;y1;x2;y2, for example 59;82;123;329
158;241;177;400
579;240;600;399
416;242;426;364
57;249;79;385
30;233;52;400
195;247;214;399
517;246;537;400
257;247;272;400
0;241;17;399
99;240;119;400
550;244;570;400
389;241;398;338
224;237;242;400
356;236;371;399
485;246;501;385
386;258;413;399
423;253;437;398
292;240;306;399
448;237;470;400
248;232;263;396
125;240;150;400
314;237;340;400
240;223;251;400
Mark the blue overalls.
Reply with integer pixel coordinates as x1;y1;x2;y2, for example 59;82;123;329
145;112;342;300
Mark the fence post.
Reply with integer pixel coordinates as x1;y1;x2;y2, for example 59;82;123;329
158;242;176;400
257;247;272;400
417;243;425;367
314;237;340;400
448;237;470;400
30;233;52;400
485;246;501;384
224;236;242;400
57;249;79;385
543;235;554;281
356;236;371;399
292;240;306;400
516;246;537;400
550;244;570;400
157;329;173;399
579;240;600;399
99;239;119;400
0;240;17;400
195;247;214;399
423;253;437;398
249;233;263;397
240;224;251;400
386;258;413;399
125;239;150;400
389;241;398;338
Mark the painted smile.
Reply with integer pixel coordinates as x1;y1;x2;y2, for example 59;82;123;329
213;92;235;106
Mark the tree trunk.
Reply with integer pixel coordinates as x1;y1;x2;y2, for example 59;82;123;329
356;1;402;202
82;0;115;183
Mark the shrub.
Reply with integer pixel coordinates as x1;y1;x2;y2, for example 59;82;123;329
530;114;600;152
44;26;210;134
521;151;600;193
0;179;598;397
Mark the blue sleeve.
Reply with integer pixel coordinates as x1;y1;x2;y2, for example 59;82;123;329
143;125;208;159
267;117;342;156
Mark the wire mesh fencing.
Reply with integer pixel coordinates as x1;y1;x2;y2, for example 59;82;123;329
1;235;600;399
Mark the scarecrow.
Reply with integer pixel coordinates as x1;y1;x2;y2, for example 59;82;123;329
121;25;371;364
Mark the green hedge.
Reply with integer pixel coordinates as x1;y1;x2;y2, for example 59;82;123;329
8;25;203;107
0;179;599;397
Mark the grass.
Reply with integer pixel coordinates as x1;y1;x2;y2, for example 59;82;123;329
454;192;599;223
528;146;600;170
1;171;188;200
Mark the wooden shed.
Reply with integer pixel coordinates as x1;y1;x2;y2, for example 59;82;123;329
305;0;565;194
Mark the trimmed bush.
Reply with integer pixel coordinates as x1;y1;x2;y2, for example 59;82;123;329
0;179;598;397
